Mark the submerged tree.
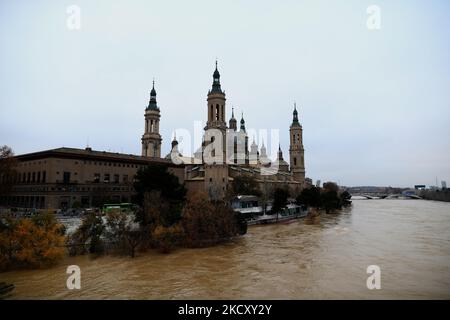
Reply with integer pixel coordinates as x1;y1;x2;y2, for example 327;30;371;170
296;186;321;208
271;188;290;221
181;192;245;248
67;211;105;255
134;164;187;226
340;190;352;207
321;182;342;214
0;212;65;270
152;224;184;253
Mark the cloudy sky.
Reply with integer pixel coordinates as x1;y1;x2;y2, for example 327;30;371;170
1;0;449;187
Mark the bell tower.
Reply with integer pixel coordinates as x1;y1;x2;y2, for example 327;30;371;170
204;61;228;200
289;103;305;183
141;81;162;158
206;60;227;131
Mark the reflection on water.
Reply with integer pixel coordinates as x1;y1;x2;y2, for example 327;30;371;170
2;200;450;299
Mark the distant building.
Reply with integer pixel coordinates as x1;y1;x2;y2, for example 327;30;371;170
0;147;184;209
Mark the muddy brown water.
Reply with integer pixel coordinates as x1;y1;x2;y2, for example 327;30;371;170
2;200;450;299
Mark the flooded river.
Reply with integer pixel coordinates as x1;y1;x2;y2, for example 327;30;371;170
2;199;450;299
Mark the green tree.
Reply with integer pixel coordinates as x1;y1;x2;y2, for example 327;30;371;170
323;182;339;193
0;145;17;199
296;186;321;208
133;164;186;226
321;182;343;213
231;175;262;197
271;188;289;220
67;211;105;255
320;190;341;214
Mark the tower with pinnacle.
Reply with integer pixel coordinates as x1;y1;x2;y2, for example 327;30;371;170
204;61;228;199
289;103;305;183
141;81;162;158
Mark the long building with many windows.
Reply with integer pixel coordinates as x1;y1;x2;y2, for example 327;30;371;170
0;147;184;209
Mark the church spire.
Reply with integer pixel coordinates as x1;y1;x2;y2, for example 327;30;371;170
171;131;178;149
240;112;246;132
147;79;158;110
292;102;299;125
211;60;222;93
278;144;284;160
229;106;237;131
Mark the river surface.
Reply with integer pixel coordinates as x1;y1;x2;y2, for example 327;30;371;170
2;200;450;299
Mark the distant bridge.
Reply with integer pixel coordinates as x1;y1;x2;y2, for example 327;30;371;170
350;193;421;200
350;193;388;199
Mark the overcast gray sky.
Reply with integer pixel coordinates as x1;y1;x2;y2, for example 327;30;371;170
1;0;449;187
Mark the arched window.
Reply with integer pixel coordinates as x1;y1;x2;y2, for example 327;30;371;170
216;104;220;121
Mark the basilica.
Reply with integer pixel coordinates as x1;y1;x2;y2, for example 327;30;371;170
141;62;309;199
0;63;310;209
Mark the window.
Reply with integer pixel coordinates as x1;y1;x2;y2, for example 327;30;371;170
94;173;100;183
294;157;297;166
216;104;220;120
42;171;46;183
27;172;31;183
114;174;120;183
123;175;128;183
63;172;71;184
37;171;41;183
104;174;110;183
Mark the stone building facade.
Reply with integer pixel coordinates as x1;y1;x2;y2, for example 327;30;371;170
0;62;309;209
0;148;184;209
174;62;309;199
